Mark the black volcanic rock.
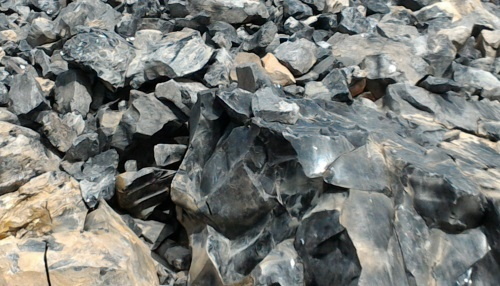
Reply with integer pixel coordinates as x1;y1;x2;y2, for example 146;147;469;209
1;1;500;285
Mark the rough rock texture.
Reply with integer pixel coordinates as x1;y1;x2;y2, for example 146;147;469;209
2;0;500;285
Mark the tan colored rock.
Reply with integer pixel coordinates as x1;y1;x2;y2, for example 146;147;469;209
46;201;159;286
230;52;263;81
0;30;17;42
477;29;500;58
261;53;296;86
0;171;87;239
437;26;472;49
0;122;60;195
35;77;55;97
325;0;349;13
0;236;48;286
0;200;160;286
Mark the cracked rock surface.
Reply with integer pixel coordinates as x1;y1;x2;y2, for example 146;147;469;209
0;0;500;285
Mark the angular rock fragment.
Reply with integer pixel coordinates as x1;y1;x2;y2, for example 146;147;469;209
204;48;233;87
274;39;318;76
55;0;121;37
126;28;213;88
236;63;273;92
79;149;119;208
27;17;57;47
338;7;372;35
155;79;207;117
62;28;135;88
252;87;300;124
8;72;48;115
54;69;92;116
262;53;296;86
36;111;79;152
47;201;160;286
154;144;187;167
0;171;87;239
187;0;269;24
120;90;180;138
0;122;60;195
116;168;175;219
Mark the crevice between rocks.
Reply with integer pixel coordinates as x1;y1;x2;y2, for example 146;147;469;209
43;241;51;286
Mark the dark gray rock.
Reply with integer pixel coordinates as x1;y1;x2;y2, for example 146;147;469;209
284;0;313;20
79;149;119;208
242;21;278;51
329;33;430;84
204;48;233;87
7;72;48;115
54;69;92;116
27;17;57;47
64;132;101;162
274;39;318;76
120;90;180;138
252;87;300;124
361;0;390;15
168;0;189;18
36;111;81;152
62;28;135;89
418;76;461;94
126;28;213;88
155;79;207;117
217;88;254;122
55;0;121;37
116;168;175;219
338;7;373;35
236;63;273;92
187;0;269;24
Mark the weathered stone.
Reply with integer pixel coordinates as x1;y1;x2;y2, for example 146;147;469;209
329;33;430;84
274;39;318;76
47;201;159;286
0;122;60;195
477;29;500;57
204;48;233;87
242;21;278;51
0;108;19;124
262;53;296;86
36;111;78;152
325;0;349;13
0;171;87;239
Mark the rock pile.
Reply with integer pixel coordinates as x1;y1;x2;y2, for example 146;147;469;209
0;0;500;285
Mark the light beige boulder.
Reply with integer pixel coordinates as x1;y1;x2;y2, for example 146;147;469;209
262;53;296;86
